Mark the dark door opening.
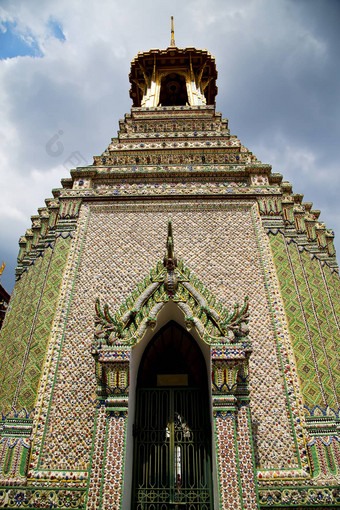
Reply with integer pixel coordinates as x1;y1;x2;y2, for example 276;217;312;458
159;73;188;106
132;321;213;510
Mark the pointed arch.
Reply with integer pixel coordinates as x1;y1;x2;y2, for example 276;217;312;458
137;320;208;388
94;257;249;349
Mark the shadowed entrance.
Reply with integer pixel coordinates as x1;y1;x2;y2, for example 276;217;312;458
159;73;188;106
132;321;213;509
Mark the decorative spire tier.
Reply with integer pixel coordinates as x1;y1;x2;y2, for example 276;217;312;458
170;16;176;47
129;45;218;107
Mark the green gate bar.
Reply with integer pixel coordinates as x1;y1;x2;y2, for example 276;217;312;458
132;387;213;509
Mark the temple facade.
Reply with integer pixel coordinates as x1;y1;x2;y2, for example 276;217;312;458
0;35;339;510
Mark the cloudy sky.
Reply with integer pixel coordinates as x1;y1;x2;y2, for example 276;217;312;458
0;0;339;292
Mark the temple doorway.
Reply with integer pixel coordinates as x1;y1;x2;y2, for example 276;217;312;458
132;321;213;509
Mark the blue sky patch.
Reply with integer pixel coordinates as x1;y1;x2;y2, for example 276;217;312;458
0;21;43;59
0;18;65;60
47;18;66;42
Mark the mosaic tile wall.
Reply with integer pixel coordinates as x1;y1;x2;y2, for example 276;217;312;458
214;406;259;509
85;410;127;510
214;413;242;509
31;201;299;478
237;406;259;508
268;232;340;411
0;235;71;414
28;205;92;482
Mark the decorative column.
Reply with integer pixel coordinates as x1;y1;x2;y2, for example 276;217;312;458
0;411;32;485
86;346;130;510
211;344;259;510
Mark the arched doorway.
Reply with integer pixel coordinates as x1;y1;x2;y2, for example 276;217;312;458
132;321;213;509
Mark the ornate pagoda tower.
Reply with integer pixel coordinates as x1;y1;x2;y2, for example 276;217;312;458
1;25;339;510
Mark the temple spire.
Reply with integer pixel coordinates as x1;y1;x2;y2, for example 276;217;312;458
163;220;178;297
164;219;177;269
170;16;176;47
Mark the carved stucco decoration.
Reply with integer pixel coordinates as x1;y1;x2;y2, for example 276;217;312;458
92;221;250;350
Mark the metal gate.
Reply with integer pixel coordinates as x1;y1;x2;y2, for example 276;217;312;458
132;387;213;510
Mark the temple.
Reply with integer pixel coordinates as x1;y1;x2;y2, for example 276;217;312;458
0;24;339;510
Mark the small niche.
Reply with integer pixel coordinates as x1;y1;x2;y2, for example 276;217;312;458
159;73;188;106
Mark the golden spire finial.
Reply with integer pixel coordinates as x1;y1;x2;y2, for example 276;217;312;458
170;16;176;47
0;261;5;278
